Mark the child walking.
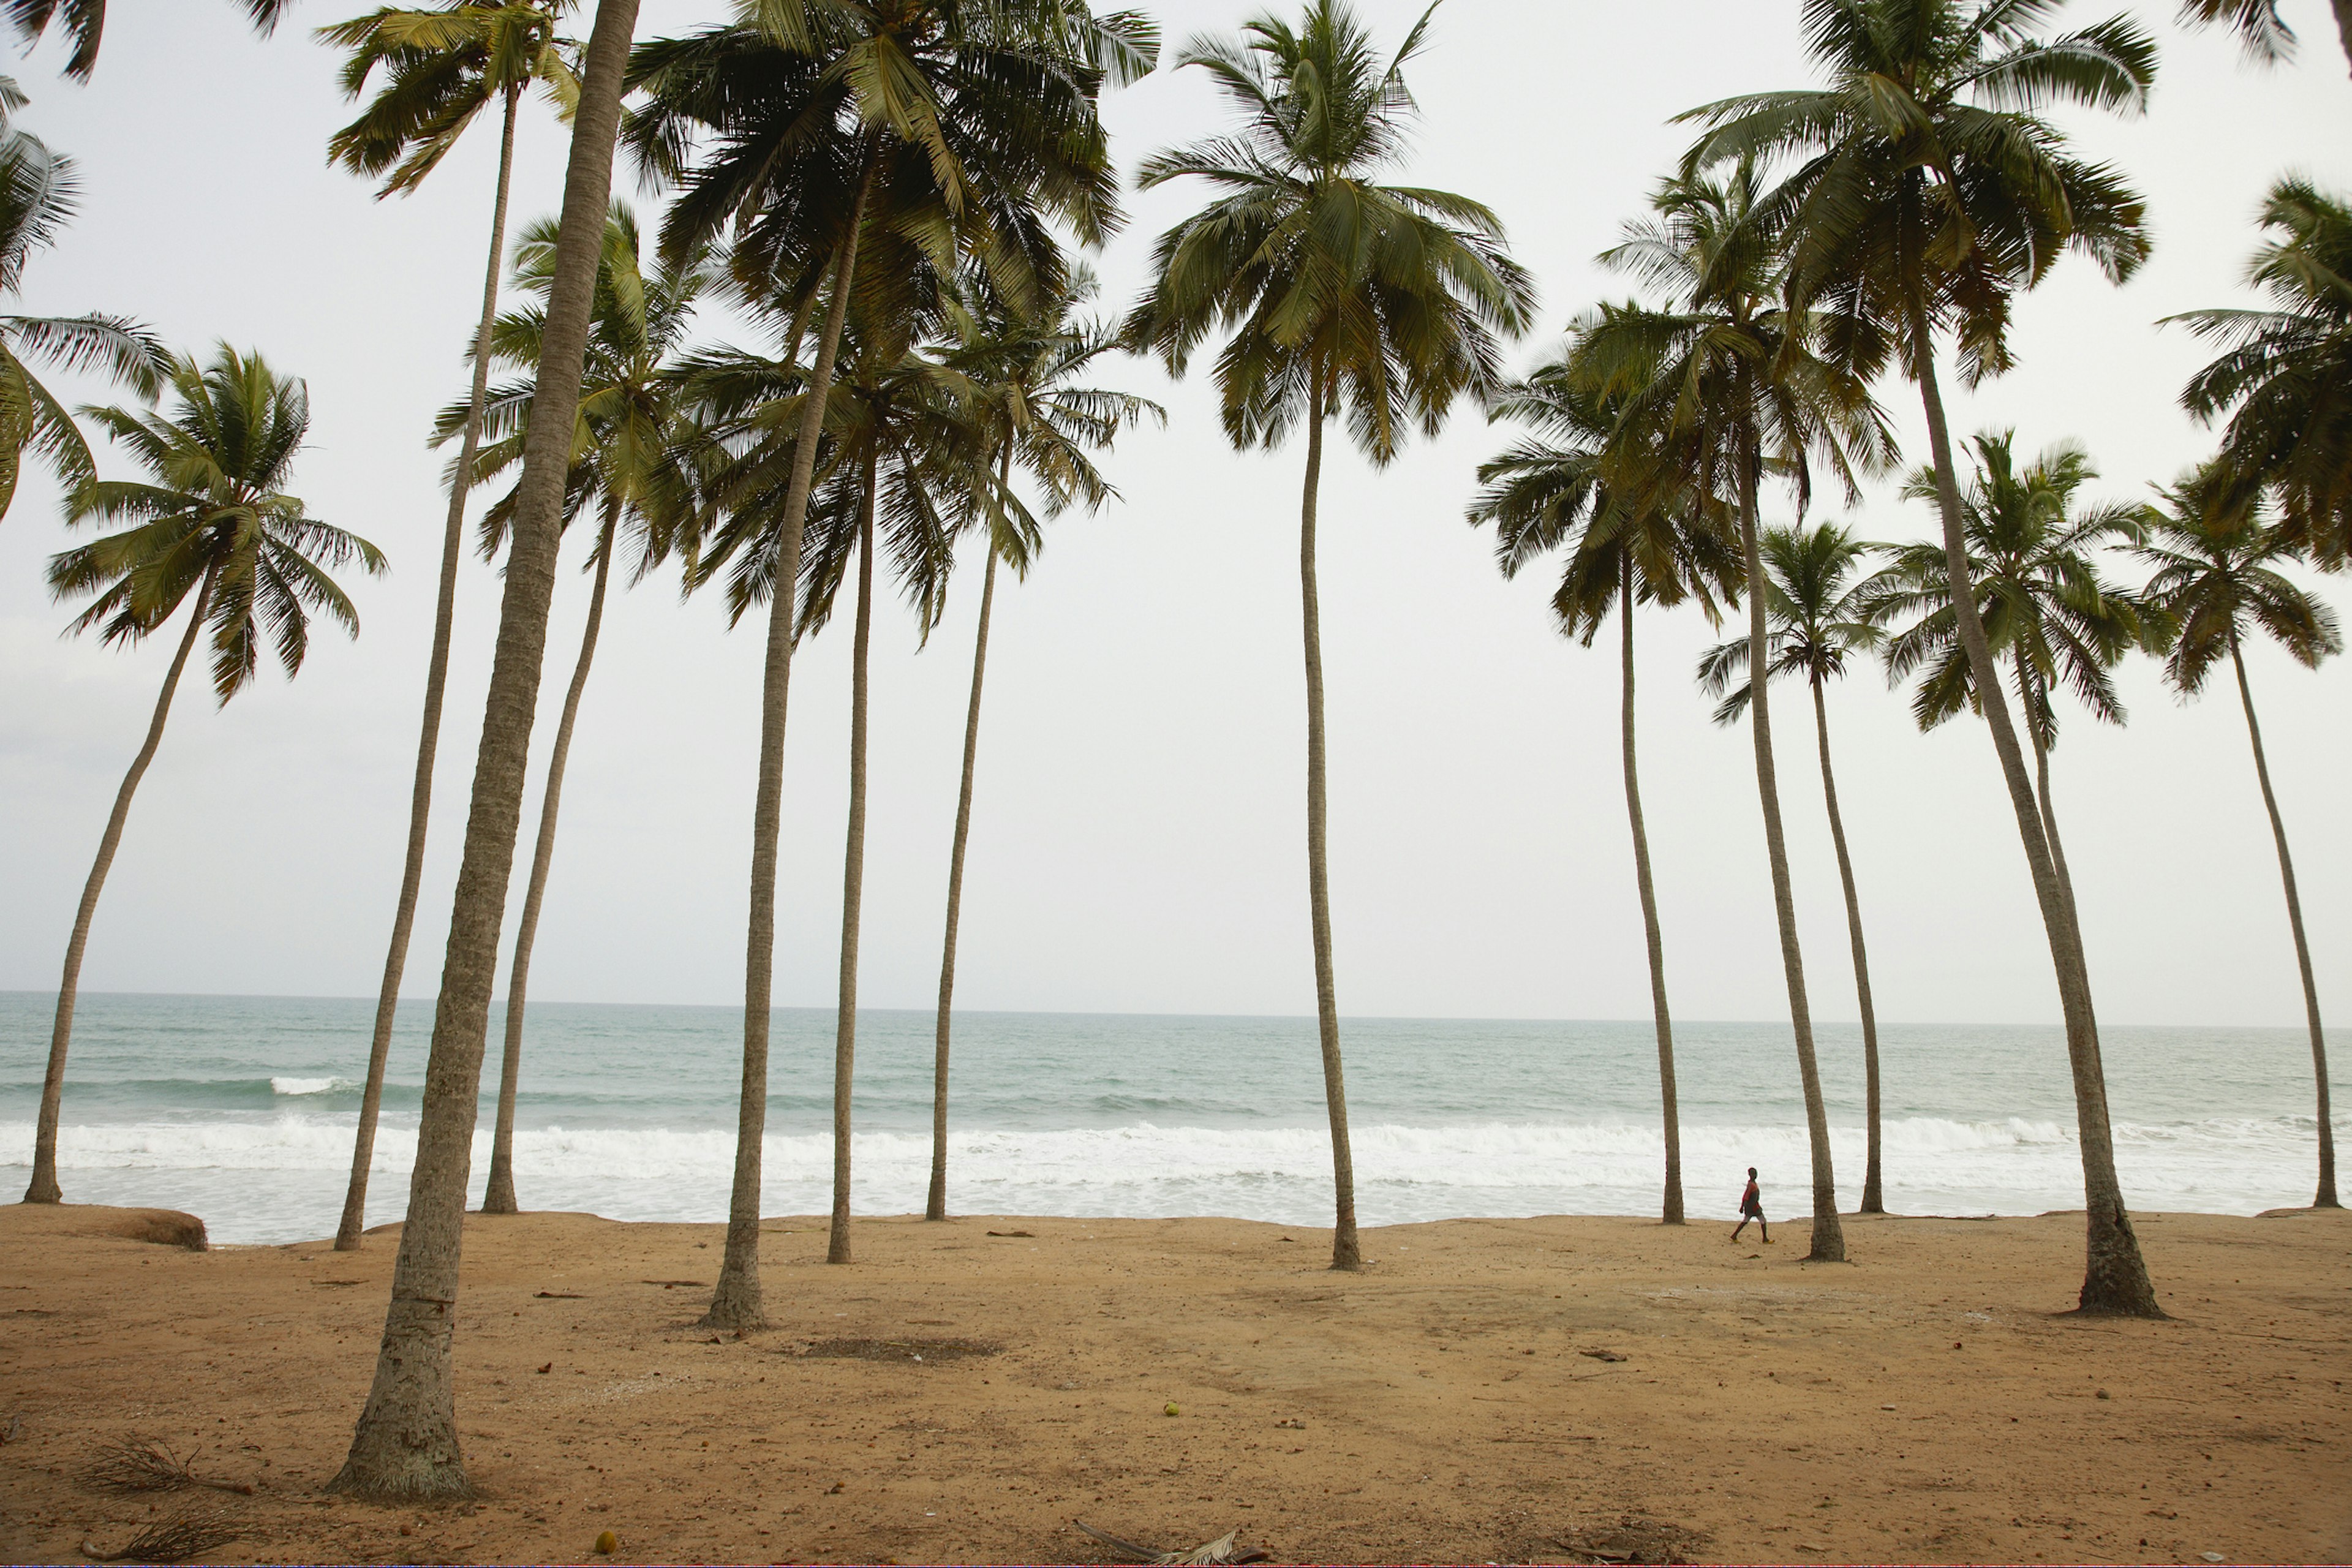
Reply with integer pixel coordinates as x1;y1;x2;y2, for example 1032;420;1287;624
1732;1166;1769;1243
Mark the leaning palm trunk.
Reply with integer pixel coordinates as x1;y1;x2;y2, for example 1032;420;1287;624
483;500;619;1215
23;569;217;1205
2337;0;2352;78
2228;636;2338;1207
827;459;878;1266
1618;562;1683;1224
1908;295;2158;1315
330;0;642;1499
1737;458;1842;1260
336;85;524;1253
2021;665;2084;938
1810;676;1883;1213
1299;372;1360;1272
705;152;880;1329
928;478;1005;1223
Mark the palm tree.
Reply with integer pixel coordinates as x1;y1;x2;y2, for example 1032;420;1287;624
924;268;1160;1221
331;0;638;1502
2168;178;2352;571
1469;354;1736;1228
1696;521;1890;1215
6;0;295;79
1683;0;2166;1316
2133;470;2340;1207
320;0;581;1254
1125;0;1532;1270
24;346;384;1205
628;0;1152;1325
1575;163;1893;1262
2177;0;2352;75
1871;431;2150;927
441;202;711;1216
0;76;167;526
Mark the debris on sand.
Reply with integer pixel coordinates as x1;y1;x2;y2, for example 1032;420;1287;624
1074;1519;1270;1565
1551;1513;1708;1565
81;1504;243;1563
81;1436;254;1496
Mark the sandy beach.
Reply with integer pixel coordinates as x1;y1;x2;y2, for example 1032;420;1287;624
0;1202;2344;1565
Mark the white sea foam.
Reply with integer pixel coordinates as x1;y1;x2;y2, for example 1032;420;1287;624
1;1111;2335;1245
269;1076;356;1096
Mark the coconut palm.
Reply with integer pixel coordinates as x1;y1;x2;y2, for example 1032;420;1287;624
923;267;1160;1222
1682;0;2166;1316
1575;162;1893;1262
332;0;638;1502
7;0;295;79
2133;469;2340;1207
23;346;383;1205
321;0;581;1253
1469;352;1735;1227
2168;178;2352;570
1696;521;1890;1214
2177;0;2352;74
436;202;712;1216
1125;0;1532;1270
1871;431;2151;927
628;0;1151;1325
0;76;167;526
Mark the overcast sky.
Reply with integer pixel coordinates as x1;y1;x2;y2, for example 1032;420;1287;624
0;0;2344;1030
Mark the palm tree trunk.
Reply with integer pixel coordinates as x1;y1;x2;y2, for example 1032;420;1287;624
1298;366;1359;1272
1811;676;1882;1215
2018;658;2085;937
1619;560;1683;1225
1907;294;2158;1316
2230;636;2337;1207
1737;454;1842;1261
928;454;1008;1223
482;499;619;1216
23;568;216;1205
334;83;522;1253
2335;0;2352;79
827;454;878;1267
330;0;641;1500
704;149;879;1331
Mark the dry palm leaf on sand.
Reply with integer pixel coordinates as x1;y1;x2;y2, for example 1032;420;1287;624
1073;1518;1269;1565
80;1504;243;1563
81;1436;253;1495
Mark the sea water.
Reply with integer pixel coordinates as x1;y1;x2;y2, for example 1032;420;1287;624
0;991;2335;1245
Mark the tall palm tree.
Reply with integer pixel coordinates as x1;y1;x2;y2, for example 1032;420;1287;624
2133;470;2340;1207
0;76;167;526
440;202;712;1216
1872;431;2150;926
332;0;639;1502
6;0;295;79
1575;163;1893;1262
24;346;384;1205
790;330;985;1265
1125;0;1532;1270
924;267;1159;1221
2168;178;2352;570
1469;354;1736;1227
321;0;581;1254
2177;0;2352;75
628;0;1150;1325
1683;0;2167;1316
1696;521;1890;1215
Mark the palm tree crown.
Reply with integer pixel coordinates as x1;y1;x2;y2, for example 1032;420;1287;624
7;0;295;80
1696;520;1884;723
50;345;386;699
2168;178;2352;568
321;1;579;198
2134;467;2340;693
1872;429;2150;746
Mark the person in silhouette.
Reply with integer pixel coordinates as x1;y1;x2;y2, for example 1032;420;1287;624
1732;1166;1769;1243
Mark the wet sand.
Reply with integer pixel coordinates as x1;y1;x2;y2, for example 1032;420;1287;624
0;1201;2345;1564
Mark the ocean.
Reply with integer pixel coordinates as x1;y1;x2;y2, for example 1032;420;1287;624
0;991;2335;1245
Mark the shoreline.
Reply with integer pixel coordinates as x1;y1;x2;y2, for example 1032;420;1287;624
3;1202;2347;1564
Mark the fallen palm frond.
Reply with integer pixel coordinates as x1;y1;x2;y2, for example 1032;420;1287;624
81;1436;253;1495
1074;1519;1268;1566
81;1504;243;1563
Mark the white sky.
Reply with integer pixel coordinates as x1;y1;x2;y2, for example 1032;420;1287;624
0;0;2344;1030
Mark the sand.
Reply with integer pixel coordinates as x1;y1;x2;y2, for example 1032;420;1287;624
0;1200;2345;1565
